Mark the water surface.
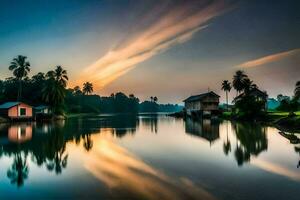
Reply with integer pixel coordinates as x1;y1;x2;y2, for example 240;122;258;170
0;115;299;200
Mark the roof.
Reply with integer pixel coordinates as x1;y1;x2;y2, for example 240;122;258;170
250;88;268;97
0;102;21;109
183;91;220;102
0;102;32;109
35;105;49;110
234;88;268;102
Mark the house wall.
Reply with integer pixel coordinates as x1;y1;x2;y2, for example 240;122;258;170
185;101;202;111
8;103;33;118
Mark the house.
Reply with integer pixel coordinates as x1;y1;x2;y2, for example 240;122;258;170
234;88;268;110
34;105;51;114
183;91;220;117
0;102;33;120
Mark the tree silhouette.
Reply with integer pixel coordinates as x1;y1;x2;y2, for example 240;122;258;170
294;81;300;100
9;55;31;100
232;70;248;95
221;80;231;111
46;66;68;87
83;82;93;95
42;79;66;114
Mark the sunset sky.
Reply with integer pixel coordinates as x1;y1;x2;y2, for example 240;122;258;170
0;0;299;103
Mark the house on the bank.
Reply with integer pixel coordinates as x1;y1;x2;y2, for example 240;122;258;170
34;105;51;114
0;102;33;120
183;91;220;116
234;88;268;111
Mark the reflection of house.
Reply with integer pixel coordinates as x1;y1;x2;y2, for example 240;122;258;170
185;118;219;144
234;88;268;110
34;105;51;114
0;102;33;120
183;91;220;116
8;124;33;143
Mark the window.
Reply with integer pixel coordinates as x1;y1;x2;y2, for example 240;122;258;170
20;108;26;116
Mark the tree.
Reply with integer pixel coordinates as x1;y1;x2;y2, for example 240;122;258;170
153;96;158;103
150;96;154;102
243;78;253;94
9;55;30;100
83;82;93;95
47;66;68;87
42;79;66;114
73;86;82;96
221;80;231;111
232;70;248;95
295;81;300;100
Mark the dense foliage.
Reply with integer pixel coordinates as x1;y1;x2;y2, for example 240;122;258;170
0;55;182;115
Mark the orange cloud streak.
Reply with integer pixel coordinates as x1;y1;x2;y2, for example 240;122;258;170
239;48;300;68
72;0;232;90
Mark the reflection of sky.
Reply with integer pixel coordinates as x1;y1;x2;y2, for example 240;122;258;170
0;0;299;103
0;117;300;199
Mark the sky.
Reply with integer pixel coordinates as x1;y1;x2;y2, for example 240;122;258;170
0;0;299;103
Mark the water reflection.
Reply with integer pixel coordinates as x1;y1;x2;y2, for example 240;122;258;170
185;118;268;166
0;115;299;199
85;133;215;200
141;115;158;133
232;122;268;166
185;118;219;145
7;152;28;187
0;115;141;188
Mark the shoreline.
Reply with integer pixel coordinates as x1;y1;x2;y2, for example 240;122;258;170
168;111;300;133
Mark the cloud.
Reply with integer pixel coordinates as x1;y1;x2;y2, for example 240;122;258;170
239;48;300;68
73;0;232;90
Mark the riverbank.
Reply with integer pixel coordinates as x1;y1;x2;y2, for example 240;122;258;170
221;111;300;132
168;110;300;133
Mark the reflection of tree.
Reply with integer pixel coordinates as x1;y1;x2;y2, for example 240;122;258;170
44;129;68;174
142;116;158;133
295;147;300;168
0;114;141;186
46;147;68;174
223;122;231;156
7;152;29;187
82;133;93;151
232;123;268;166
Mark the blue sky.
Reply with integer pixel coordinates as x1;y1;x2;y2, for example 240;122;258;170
0;0;299;103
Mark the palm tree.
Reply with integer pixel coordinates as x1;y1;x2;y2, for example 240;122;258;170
153;96;158;103
232;70;248;96
295;81;300;100
9;55;31;100
243;78;253;94
82;82;93;95
221;80;231;111
47;66;68;87
42;79;66;113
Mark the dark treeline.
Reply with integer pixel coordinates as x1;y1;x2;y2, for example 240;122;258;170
0;55;182;115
